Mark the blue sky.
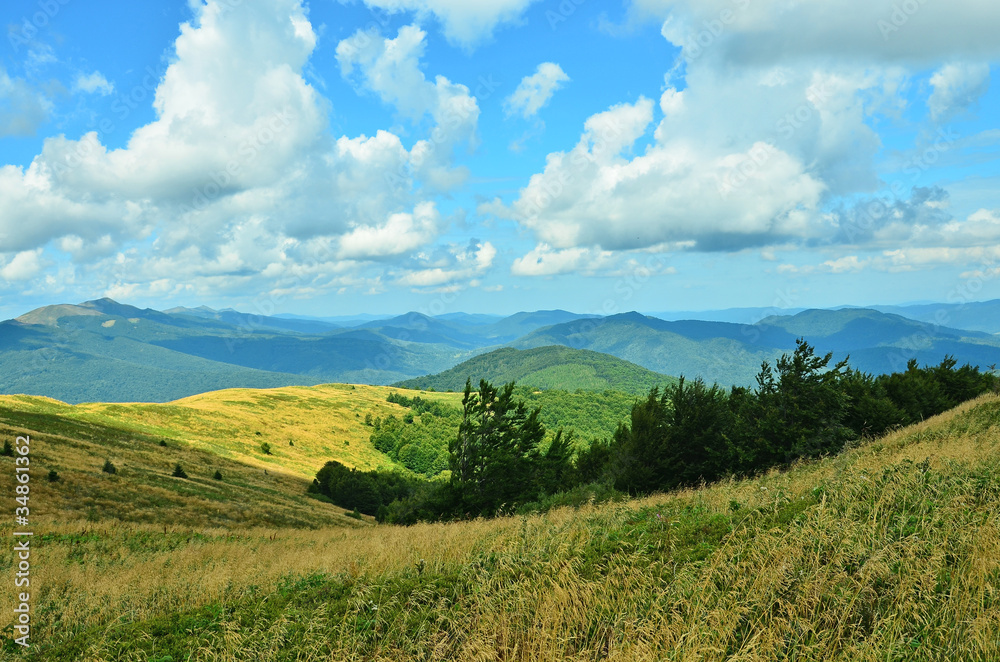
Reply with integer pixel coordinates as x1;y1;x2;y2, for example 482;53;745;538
1;0;999;320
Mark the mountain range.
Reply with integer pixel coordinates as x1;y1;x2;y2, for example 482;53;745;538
2;297;999;403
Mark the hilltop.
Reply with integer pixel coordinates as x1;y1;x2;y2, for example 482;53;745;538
393;345;677;395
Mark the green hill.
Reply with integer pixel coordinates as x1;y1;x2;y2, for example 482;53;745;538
394;345;677;395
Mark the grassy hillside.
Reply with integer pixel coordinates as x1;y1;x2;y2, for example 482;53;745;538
0;385;464;483
395;345;677;395
514;313;787;386
4;395;1000;659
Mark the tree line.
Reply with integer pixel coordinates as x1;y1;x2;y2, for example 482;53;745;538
310;340;997;523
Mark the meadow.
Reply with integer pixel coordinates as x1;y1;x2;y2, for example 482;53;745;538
2;389;999;660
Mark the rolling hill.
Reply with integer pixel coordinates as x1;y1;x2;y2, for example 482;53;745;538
394;345;677;395
5;388;1000;660
513;309;1000;386
0;299;478;403
870;299;1000;334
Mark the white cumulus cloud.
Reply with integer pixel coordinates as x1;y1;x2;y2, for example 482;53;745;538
504;62;570;119
0;67;51;137
928;62;991;122
73;71;114;96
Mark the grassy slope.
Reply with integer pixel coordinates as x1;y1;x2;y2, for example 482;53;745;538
0;385;463;482
395;345;677;395
4;395;1000;659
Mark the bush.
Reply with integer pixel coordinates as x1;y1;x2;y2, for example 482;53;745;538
47;469;60;482
172;464;188;479
260;442;272;455
102;459;117;475
213;469;223;480
516;481;625;515
158;439;167;447
1;440;14;457
345;508;363;520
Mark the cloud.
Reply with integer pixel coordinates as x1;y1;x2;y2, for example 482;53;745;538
511;244;606;276
504;62;570;119
360;0;538;49
396;239;496;288
0;0;484;302
339;202;440;259
1;249;45;282
73;71;115;96
0;67;51;137
336;24;479;191
485;91;828;253
635;0;1000;66
928;62;991;122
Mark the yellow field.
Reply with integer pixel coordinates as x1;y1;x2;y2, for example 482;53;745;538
0;384;458;528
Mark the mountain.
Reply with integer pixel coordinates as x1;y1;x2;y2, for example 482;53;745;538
644;306;807;324
394;345;677;395
6;299;1000;404
513;309;1000;386
478;309;600;342
1;299;478;403
356;312;498;348
166;305;343;334
355;309;599;348
432;312;504;325
867;299;1000;334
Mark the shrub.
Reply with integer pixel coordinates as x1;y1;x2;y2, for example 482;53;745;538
213;469;223;480
158;439;167;447
102;459;117;475
260;442;272;455
47;469;60;482
172;464;188;479
1;440;14;457
345;508;363;520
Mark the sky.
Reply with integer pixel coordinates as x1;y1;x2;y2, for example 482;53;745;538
1;0;999;320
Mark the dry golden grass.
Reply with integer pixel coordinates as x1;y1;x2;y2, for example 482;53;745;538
2;394;1000;660
0;383;462;480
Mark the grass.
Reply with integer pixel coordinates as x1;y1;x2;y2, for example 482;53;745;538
2;393;1000;659
0;384;463;481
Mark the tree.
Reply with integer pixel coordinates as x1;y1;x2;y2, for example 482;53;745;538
533;428;575;496
102;459;117;475
172;464;188;479
450;379;546;515
749;339;852;464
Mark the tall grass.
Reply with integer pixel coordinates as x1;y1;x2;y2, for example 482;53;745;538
3;395;1000;660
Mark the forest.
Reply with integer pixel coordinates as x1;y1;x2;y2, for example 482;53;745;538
311;340;998;523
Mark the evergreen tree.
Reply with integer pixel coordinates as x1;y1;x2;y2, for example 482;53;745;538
450;379;545;515
533;428;575;496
